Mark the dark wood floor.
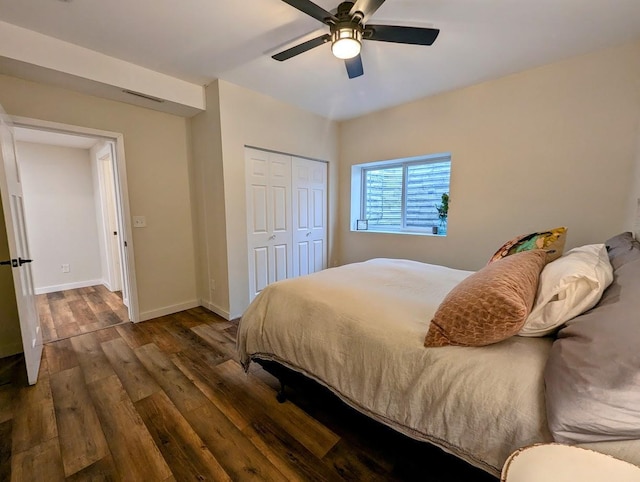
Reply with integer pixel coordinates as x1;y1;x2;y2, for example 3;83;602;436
38;285;128;342
0;306;497;481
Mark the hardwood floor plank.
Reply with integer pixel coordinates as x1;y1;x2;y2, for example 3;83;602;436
185;401;286;481
87;375;172;482
136;391;230;482
322;438;391;482
169;310;209;329
69;333;114;384
62;289;83;301
180;307;230;329
212;360;340;459
47;292;65;302
134;344;209;413
92;326;122;344
49;300;74;327
100;338;161;403
12;376;58;453
114;323;153;349
85;292;111;315
190;323;238;361
65;454;121;482
49;367;109;477
225;322;238;339
93;286;127;314
245;415;341;481
0;385;16;424
11;438;65;482
160;317;227;366
56;322;82;340
170;352;250;431
37;298;58;342
141;321;184;355
0;419;11;482
68;299;99;326
44;339;79;376
95;311;126;328
154;344;286;480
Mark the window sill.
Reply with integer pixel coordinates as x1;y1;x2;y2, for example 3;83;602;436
351;228;447;237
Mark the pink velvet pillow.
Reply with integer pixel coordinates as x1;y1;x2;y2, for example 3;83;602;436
425;250;547;347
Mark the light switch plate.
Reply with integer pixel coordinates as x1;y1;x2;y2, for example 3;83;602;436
133;216;146;228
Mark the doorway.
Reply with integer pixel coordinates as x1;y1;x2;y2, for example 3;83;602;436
10;117;139;341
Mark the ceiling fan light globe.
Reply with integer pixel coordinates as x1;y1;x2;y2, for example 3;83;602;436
331;27;362;59
332;38;361;59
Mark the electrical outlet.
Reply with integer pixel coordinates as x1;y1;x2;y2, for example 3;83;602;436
133;216;147;228
61;264;70;273
210;279;216;291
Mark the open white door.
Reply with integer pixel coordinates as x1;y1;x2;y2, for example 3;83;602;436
96;143;124;296
107;142;131;309
0;105;42;385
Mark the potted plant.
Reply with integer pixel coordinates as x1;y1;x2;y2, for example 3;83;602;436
434;192;449;234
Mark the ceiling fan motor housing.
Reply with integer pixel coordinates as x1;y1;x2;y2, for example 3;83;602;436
331;1;364;48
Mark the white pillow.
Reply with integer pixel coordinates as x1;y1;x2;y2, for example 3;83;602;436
518;244;613;337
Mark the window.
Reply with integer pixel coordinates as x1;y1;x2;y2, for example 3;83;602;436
351;153;451;234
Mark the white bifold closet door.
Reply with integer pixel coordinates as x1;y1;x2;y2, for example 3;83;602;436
246;148;293;302
292;156;327;277
245;148;327;303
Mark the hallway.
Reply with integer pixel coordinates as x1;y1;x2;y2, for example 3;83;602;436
38;285;128;342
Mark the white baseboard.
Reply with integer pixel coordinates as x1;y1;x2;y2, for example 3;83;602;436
138;299;200;322
0;341;24;358
35;279;104;295
200;299;231;320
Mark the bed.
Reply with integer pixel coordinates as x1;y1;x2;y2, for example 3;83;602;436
238;236;640;477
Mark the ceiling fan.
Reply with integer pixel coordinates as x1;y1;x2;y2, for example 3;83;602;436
272;0;440;79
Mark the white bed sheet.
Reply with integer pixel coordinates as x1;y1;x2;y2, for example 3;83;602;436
238;258;554;475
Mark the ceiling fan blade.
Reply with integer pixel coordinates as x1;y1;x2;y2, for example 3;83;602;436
345;54;364;79
349;0;386;22
365;25;440;45
280;0;337;25
272;34;331;61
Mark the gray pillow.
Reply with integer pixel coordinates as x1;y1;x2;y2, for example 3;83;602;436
605;232;640;270
544;256;640;443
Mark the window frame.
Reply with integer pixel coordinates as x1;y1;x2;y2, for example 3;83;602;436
351;152;451;235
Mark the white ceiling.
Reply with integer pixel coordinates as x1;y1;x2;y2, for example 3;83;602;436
1;0;640;120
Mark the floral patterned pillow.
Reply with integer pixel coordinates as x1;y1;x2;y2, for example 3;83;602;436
489;227;567;264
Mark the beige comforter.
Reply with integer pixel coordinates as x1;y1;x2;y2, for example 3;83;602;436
238;258;554;475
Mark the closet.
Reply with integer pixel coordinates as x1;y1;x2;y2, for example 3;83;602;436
245;147;327;302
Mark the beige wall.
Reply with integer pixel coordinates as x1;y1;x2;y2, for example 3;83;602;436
339;41;640;271
218;80;339;318
0;74;198;321
189;80;229;317
190;80;339;319
18;142;103;291
0;195;22;357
